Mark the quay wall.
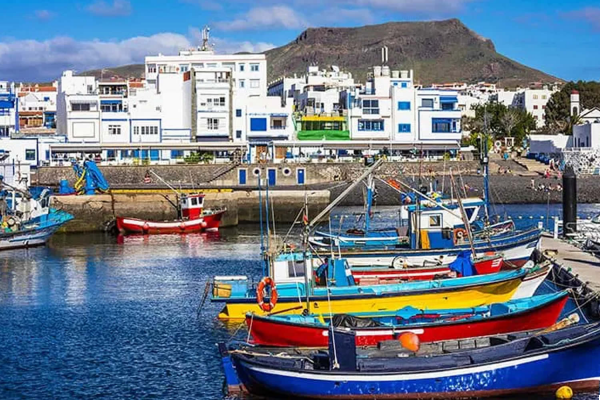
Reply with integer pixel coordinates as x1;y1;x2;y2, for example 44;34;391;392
52;190;330;233
36;161;481;188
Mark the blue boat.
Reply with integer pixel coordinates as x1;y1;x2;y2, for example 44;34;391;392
0;186;73;250
223;322;600;398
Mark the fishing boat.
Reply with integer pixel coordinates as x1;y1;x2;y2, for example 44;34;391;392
0;185;73;250
245;291;568;347
211;264;528;320
116;170;226;235
116;194;225;234
223;321;600;399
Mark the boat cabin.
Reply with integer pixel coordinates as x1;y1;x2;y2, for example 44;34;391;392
180;194;204;220
406;198;484;249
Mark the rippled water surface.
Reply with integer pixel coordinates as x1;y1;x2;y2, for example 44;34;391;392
0;204;598;399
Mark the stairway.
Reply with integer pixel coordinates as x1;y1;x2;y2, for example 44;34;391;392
513;158;549;174
202;162;240;183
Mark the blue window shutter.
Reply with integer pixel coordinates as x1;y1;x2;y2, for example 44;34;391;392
236;130;242;139
250;118;267;131
236;109;242;117
401;82;408;88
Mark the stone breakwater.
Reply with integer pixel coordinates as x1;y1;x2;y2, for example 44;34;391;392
331;175;600;206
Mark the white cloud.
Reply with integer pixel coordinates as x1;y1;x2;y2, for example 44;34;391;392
214;6;309;31
87;0;132;17
0;30;274;82
180;0;224;11
34;10;56;21
562;7;600;32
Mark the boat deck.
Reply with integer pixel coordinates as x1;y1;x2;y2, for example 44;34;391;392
542;235;600;293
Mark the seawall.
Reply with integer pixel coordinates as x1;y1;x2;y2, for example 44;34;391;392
52;190;330;233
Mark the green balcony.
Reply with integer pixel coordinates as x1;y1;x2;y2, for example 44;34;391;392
296;130;350;141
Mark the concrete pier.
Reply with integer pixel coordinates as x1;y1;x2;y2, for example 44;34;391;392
542;235;600;292
52;190;330;233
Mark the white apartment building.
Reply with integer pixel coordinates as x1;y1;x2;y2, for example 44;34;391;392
56;70;193;162
17;84;58;129
344;67;462;147
0;81;18;138
490;85;560;128
145;40;293;161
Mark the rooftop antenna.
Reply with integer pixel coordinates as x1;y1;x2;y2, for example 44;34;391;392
200;26;211;51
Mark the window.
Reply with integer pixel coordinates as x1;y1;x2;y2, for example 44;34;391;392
72;103;91;111
432;118;457;133
25;149;35;161
250;63;259;72
421;99;434;108
107;150;116;159
542;95;547;100
397;101;411;111
239;80;245;88
236;109;242;117
206;63;217;68
533;105;539;110
429;215;442;228
239;64;245;72
171;150;184;159
134;126;139;135
358;120;384;131
108;125;121;135
147;65;157;73
542;105;546;110
401;82;408;88
250;79;260;88
441;102;455;111
533;94;538;99
87;85;94;94
250;118;267;131
44;97;50;101
179;64;189;72
236;130;242;139
363;99;380;114
208;118;219;130
398;123;411;133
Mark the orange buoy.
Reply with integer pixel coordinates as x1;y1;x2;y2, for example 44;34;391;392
399;332;420;352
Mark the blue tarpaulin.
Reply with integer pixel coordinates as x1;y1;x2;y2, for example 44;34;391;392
449;251;476;277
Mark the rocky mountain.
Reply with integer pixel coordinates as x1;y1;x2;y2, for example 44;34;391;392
80;19;561;87
265;19;560;87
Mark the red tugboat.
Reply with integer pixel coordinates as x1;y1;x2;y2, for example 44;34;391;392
116;193;225;235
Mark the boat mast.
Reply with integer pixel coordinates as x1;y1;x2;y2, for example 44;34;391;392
481;113;491;222
365;174;374;232
258;175;267;277
302;190;310;314
452;175;477;259
308;158;383;229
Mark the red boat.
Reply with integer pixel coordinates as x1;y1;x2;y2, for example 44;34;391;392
116;194;226;234
245;291;568;347
352;254;505;285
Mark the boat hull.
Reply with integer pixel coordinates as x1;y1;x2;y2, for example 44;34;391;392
352;256;504;284
116;210;225;234
0;211;73;251
245;293;568;347
231;336;600;399
217;275;524;320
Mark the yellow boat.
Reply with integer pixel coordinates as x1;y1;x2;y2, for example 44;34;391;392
211;269;527;321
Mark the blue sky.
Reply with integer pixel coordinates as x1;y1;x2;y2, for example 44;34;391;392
0;0;599;82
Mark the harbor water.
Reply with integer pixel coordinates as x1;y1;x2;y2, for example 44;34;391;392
0;204;599;399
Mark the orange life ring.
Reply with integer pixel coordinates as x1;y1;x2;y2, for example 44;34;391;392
453;228;468;243
256;277;278;312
